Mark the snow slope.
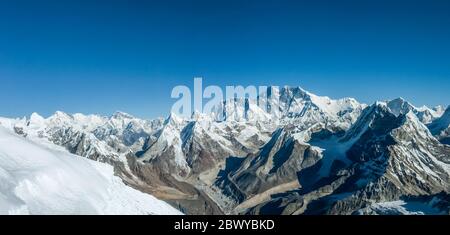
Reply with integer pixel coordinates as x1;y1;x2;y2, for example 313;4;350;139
357;199;446;215
0;127;181;215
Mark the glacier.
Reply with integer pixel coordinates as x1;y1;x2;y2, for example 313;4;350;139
0;86;448;215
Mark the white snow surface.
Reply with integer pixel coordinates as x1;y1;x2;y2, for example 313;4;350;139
358;200;444;215
429;106;450;135
386;98;444;124
0;127;181;215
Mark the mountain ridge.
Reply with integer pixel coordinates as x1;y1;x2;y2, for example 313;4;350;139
0;87;448;215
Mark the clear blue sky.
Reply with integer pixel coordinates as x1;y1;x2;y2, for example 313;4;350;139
1;0;449;119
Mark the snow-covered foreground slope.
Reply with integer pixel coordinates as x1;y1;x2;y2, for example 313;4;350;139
0;127;181;215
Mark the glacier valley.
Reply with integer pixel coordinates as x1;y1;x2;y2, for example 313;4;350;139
0;87;449;215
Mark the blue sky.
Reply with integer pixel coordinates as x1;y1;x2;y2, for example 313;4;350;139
1;0;449;119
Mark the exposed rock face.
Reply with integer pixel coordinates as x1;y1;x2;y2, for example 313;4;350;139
386;98;444;124
244;104;450;215
123;155;224;215
275;87;366;130
323;110;450;215
1;88;448;215
224;128;322;202
428;106;450;145
139;113;275;179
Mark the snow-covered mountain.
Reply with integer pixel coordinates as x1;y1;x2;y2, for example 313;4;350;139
243;102;450;215
1;111;163;161
212;87;366;130
0;87;448;215
428;106;450;145
385;98;444;124
276;87;366;129
0;126;181;215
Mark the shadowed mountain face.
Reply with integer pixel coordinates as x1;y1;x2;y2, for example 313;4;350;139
0;87;448;215
244;104;450;215
428;106;450;145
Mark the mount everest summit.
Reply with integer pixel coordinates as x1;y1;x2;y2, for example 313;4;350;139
0;87;449;215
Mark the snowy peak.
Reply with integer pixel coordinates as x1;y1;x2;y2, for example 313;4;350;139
277;86;354;117
29;112;45;123
387;110;450;188
73;113;108;131
344;101;436;142
191;110;213;122
27;110;152;134
393;110;437;143
383;98;443;124
269;86;367;131
201;86;365;125
386;97;414;116
278;86;310;102
342;102;395;141
340;105;449;200
204;95;272;123
139;113;191;176
433;105;446;116
111;111;135;120
29;111;109;133
164;112;186;128
2;87;450;215
106;111;136;129
440;106;450;121
47;111;74;125
428;106;450;137
27;112;46;129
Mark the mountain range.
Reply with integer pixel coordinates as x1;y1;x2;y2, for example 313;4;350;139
0;87;449;215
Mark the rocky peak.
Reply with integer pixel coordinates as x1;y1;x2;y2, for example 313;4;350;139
111;111;135;120
433;105;446;116
428;106;450;136
386;97;414;117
